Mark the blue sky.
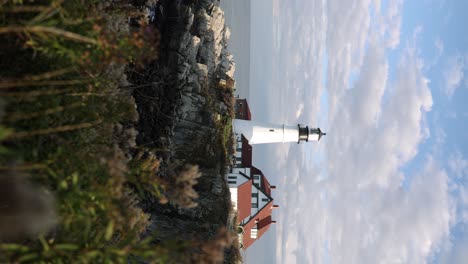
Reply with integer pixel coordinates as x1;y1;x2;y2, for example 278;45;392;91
223;0;468;263
397;0;468;187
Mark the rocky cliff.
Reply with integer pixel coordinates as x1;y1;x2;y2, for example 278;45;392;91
128;0;237;258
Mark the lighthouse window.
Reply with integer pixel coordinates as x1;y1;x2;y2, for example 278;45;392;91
269;129;275;132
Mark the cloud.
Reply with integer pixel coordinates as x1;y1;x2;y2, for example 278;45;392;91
325;0;374;116
435;152;468;264
327;158;452;264
459;187;468;223
440;233;468;264
448;152;468;179
243;0;460;263
316;36;451;263
427;37;444;69
325;0;403;119
379;0;404;48
447;152;468;224
443;55;465;98
270;0;456;263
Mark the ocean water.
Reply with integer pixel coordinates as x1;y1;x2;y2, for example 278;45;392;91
220;0;251;99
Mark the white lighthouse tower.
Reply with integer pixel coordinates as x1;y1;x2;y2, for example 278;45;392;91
233;119;326;144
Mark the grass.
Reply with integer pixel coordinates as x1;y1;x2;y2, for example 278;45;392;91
212;77;241;264
0;1;169;263
202;71;236;169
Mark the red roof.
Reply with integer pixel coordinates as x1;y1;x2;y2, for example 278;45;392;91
241;200;274;249
233;142;277;250
241;135;252;167
237;180;252;221
261;175;272;196
251;167;272;196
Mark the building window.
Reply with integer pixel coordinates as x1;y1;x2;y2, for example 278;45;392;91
251;203;258;208
262;198;269;202
253;175;260;180
250;228;258;239
236;157;242;161
252;193;258;198
228;176;236;180
228;180;236;185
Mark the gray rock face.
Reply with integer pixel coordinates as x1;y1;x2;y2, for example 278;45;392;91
132;0;235;250
196;9;211;36
169;0;235;128
187;36;201;64
194;63;209;82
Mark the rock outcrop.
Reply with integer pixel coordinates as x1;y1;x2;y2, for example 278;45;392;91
128;0;235;251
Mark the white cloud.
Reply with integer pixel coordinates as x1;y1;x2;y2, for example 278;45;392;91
443;55;465;98
326;0;403;120
448;152;468;179
380;0;403;48
327;158;452;264
436;152;468;264
315;36;452;263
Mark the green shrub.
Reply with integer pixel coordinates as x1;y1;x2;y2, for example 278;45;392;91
0;0;166;262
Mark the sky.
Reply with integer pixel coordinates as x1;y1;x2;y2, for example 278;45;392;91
223;0;468;263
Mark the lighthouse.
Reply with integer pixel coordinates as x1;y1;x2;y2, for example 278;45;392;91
228;99;326;250
233;119;326;144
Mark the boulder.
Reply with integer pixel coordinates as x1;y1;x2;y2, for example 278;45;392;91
186;36;201;64
194;63;209;82
177;62;191;81
210;7;225;43
196;9;211;35
223;26;231;42
180;6;194;30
